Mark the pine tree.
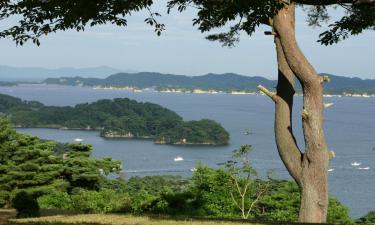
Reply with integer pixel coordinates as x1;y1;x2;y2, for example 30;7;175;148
0;117;65;207
0;117;121;207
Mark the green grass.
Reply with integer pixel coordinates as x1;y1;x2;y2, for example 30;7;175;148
9;214;263;225
2;209;337;225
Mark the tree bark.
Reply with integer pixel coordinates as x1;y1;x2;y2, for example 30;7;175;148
273;36;303;185
271;1;330;223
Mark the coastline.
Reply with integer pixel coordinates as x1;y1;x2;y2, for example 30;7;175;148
15;126;227;146
91;85;375;98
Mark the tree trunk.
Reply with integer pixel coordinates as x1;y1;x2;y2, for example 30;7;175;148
271;1;330;223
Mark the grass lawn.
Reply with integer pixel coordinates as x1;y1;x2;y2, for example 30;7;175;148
7;214;265;225
3;209;334;225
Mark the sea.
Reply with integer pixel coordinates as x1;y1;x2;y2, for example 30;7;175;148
0;84;374;218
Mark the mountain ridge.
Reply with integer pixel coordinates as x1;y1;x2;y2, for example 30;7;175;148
44;72;375;95
0;65;129;81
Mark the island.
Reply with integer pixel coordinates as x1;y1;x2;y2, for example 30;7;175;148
0;93;229;146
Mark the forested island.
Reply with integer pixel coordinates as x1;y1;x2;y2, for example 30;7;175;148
44;72;375;95
0;94;229;146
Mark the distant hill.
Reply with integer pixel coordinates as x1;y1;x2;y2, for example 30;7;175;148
0;65;128;82
45;72;276;93
322;74;375;94
44;72;375;95
0;81;17;87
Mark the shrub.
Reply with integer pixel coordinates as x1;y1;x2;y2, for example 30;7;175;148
37;191;73;210
71;188;130;213
327;198;355;224
12;191;40;218
187;165;237;218
130;190;158;214
357;211;375;224
254;180;300;221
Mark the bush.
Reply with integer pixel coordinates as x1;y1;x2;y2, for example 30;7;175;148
130;189;159;214
184;165;238;218
327;198;355;224
38;191;73;210
357;211;375;224
254;180;354;224
255;180;300;221
71;188;131;213
12;191;40;218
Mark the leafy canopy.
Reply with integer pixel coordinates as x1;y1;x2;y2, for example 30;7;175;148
167;0;375;46
1;0;373;46
0;0;164;45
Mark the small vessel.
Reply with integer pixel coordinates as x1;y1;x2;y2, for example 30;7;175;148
174;156;184;162
74;138;83;142
358;167;370;170
244;129;252;135
324;103;334;108
351;161;361;167
328;168;334;172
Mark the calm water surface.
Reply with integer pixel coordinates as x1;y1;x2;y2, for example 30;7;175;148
1;84;374;218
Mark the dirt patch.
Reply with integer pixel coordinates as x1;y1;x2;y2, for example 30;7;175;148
0;209;16;225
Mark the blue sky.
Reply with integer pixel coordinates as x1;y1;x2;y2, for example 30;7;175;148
0;2;374;79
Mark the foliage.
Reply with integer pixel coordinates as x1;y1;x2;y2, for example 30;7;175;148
317;5;375;45
167;0;283;47
37;191;72;211
0;117;66;207
12;191;40;218
0;94;229;145
125;175;190;195
254;180;354;224
254;180;301;221
327;198;354;225
167;0;374;46
0;0;164;46
0;120;354;222
61;144;121;191
70;188;131;213
357;211;375;224
0;117;121;210
223;145;270;219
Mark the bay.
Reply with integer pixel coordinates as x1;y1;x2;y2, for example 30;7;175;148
0;84;374;218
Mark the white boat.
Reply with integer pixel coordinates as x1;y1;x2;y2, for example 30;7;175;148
328;168;334;172
74;138;83;142
358;167;370;170
351;161;361;167
174;156;184;162
324;103;334;108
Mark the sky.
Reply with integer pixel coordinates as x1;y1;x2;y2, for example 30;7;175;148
0;2;374;80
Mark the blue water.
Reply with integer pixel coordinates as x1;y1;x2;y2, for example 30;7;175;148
1;84;374;218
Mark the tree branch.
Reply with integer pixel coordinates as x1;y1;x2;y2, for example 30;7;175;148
295;0;375;5
230;192;242;211
257;85;279;102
